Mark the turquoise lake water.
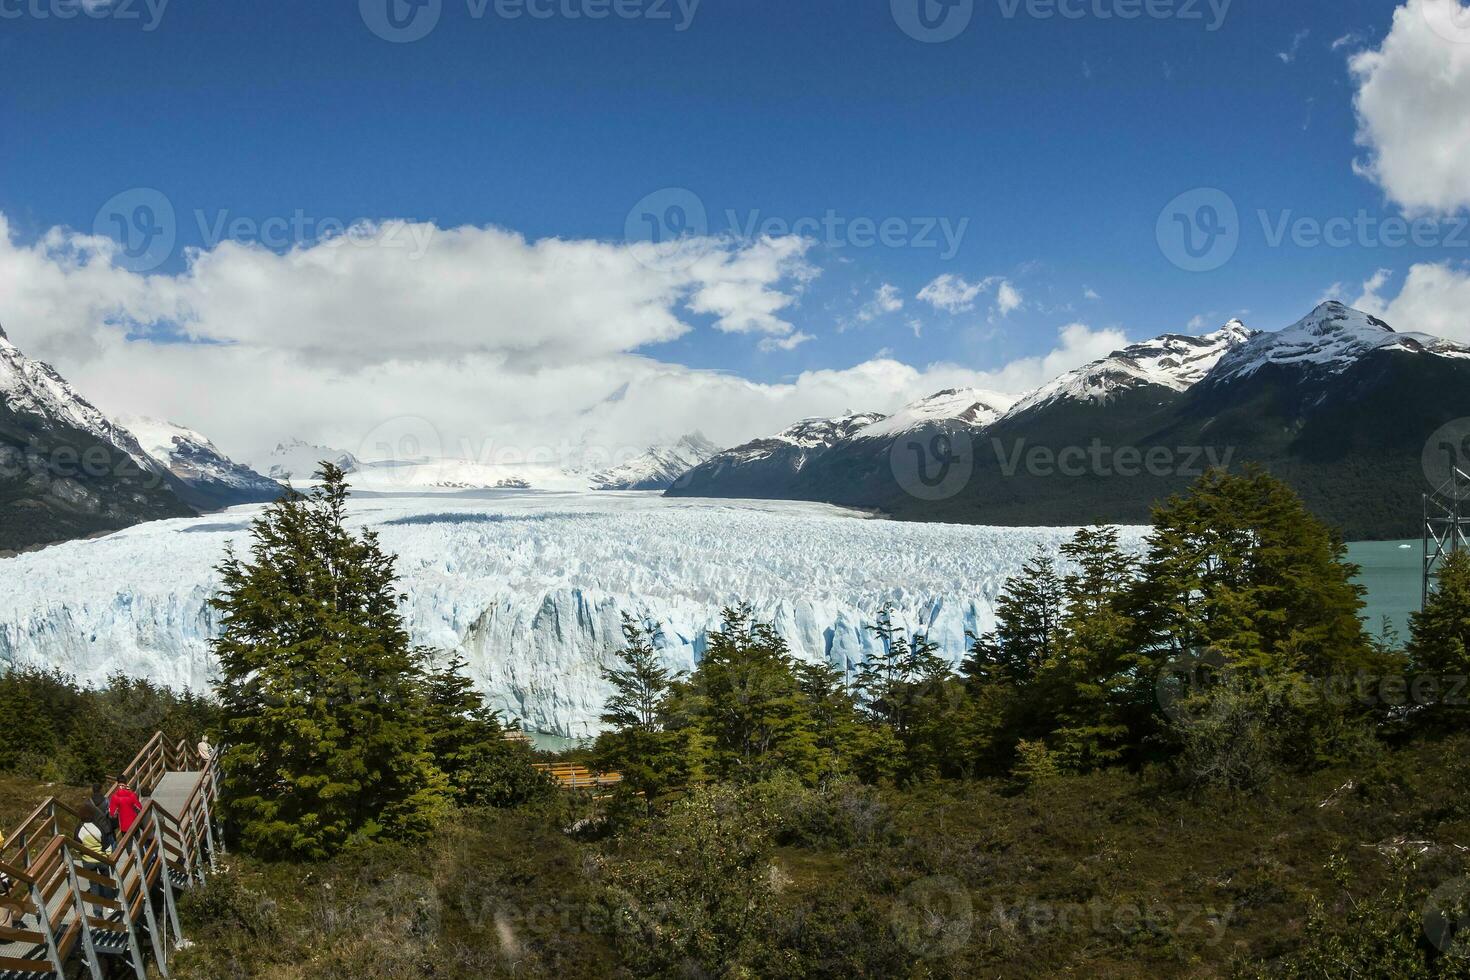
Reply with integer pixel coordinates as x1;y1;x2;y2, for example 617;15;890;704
1347;539;1422;641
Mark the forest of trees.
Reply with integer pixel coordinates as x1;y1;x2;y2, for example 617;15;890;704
592;467;1463;801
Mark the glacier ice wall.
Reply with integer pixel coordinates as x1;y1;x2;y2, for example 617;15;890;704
0;490;1145;738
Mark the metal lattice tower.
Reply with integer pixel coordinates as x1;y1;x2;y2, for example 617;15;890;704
1423;465;1470;607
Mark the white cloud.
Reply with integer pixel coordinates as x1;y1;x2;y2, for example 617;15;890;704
1350;1;1470;215
0;215;1130;468
852;283;904;325
916;273;996;313
993;281;1024;318
1332;31;1364;51
1278;29;1311;63
1352;261;1470;342
1083;287;1101;301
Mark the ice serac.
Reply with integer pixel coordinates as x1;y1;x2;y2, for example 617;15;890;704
0;491;1142;738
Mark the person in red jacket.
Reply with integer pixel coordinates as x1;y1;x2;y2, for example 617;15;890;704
108;778;142;834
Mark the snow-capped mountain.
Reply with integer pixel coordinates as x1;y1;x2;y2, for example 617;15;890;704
0;325;194;552
856;389;1013;440
669;304;1470;539
1;326;159;473
260;438;361;483
1006;320;1257;418
120;416;283;511
1208;302;1470;386
592;433;721;491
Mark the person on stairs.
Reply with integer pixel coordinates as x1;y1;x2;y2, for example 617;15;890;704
88;783;117;850
77;817;117;912
109;777;143;835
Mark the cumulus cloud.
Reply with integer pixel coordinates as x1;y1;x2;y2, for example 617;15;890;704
1350;0;1470;215
916;273;996;313
993;281;1024;318
1352;261;1470;342
0;215;1132;468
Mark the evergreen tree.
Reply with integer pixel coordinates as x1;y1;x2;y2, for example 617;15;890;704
601;614;674;732
676;605;823;785
210;464;451;860
424;654;546;807
1044;527;1140;771
963;556;1064;688
593;616;687;801
1408;550;1470;713
854;607;948;735
1133;468;1374;678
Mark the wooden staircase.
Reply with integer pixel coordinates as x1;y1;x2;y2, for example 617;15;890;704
0;733;222;980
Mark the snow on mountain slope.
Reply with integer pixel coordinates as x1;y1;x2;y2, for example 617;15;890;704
0;325;158;471
1210;302;1470;384
592;433;721;490
717;412;889;466
121;416;281;496
348;457;592;492
260;438;361;483
0;490;1144;737
856;389;1013;440
1006;320;1258;418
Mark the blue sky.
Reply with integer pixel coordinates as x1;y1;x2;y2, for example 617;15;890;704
1;0;1467;460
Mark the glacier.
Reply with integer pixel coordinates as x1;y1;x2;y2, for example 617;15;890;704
0;490;1145;738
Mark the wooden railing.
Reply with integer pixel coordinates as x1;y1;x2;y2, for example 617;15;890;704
0;733;221;979
532;763;624;792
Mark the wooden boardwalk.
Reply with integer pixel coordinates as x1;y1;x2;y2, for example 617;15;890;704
0;734;221;980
